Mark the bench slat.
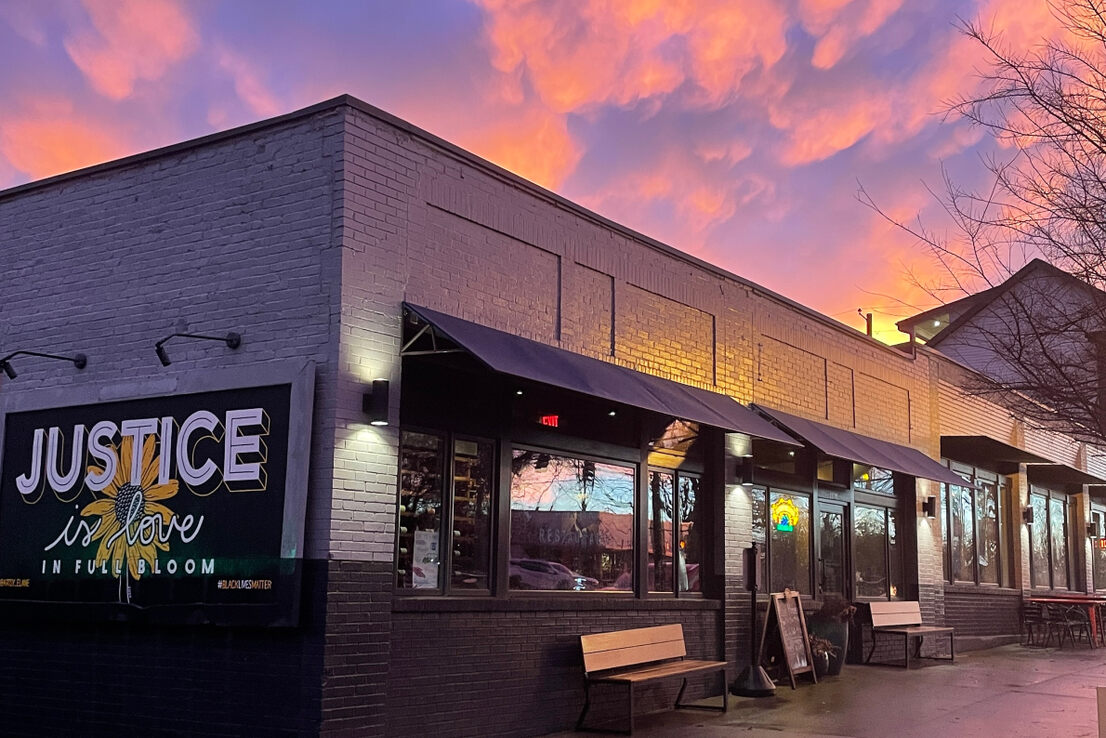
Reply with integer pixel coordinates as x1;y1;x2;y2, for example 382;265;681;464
581;624;684;654
870;601;924;628
589;659;727;684
584;640;687;674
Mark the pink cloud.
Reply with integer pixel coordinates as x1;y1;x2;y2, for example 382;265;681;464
0;99;130;180
473;0;789;112
216;47;283;118
64;0;199;99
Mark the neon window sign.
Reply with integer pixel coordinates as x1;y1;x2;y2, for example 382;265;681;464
771;496;800;533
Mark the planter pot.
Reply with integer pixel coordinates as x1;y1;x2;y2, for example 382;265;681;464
809;619;849;676
812;649;831;679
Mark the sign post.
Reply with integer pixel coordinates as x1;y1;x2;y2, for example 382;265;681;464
731;542;777;697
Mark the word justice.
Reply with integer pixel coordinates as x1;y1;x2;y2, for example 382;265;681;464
15;408;268;498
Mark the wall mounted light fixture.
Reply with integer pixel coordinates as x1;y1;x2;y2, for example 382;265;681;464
155;332;241;366
1022;506;1034;525
921;496;937;518
737;457;755;487
363;379;390;426
0;350;87;380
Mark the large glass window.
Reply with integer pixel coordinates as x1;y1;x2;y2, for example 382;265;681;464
397;431;445;590
647;471;702;594
509;450;635;591
396;431;494;592
1092;508;1106;592
940;463;1007;586
1030;487;1072;590
853;505;902;600
752;488;812;595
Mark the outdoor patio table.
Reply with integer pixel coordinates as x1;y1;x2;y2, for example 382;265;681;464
1026;596;1106;646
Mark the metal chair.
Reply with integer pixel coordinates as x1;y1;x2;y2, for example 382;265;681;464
1021;601;1047;647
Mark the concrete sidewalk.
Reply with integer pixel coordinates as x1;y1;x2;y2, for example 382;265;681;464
551;644;1106;737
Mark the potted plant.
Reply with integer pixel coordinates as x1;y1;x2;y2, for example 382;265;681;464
808;634;838;678
807;595;856;676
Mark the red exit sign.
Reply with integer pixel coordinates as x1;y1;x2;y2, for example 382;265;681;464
538;414;559;427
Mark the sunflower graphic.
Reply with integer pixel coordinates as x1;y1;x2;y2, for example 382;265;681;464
81;434;179;591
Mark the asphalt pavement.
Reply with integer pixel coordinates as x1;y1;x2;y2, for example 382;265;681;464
551;643;1106;737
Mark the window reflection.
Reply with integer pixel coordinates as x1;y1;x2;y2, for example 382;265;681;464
769;492;810;594
451;438;494;590
509;450;635;591
854;506;888;599
397;431;445;590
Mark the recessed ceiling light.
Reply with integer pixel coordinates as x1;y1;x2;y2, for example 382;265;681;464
933;320;941;327
608;410;617;417
515;390;523;396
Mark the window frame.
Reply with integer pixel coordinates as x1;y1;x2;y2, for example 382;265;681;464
939;463;1006;588
852;502;903;602
1029;485;1074;592
394;427;498;597
646;468;704;598
751;486;814;596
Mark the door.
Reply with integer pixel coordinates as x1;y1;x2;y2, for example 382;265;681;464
817;501;847;599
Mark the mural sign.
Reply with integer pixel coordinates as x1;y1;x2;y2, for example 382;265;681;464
0;383;307;625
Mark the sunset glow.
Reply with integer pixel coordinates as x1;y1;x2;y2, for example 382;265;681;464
0;0;1063;342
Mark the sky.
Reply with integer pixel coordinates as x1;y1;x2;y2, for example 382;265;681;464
0;0;1067;342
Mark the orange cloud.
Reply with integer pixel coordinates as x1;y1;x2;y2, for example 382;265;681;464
468;105;582;190
0;101;130;180
473;0;789;112
64;0;199;99
772;91;890;165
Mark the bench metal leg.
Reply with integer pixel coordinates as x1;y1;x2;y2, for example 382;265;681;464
674;671;728;713
576;681;591;732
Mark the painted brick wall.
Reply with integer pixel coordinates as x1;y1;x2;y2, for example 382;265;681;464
0;110;346;735
386;605;722;738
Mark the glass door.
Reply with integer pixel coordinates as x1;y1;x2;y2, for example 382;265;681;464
817;501;848;600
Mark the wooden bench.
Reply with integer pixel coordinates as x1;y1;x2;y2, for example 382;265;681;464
577;624;727;734
866;601;955;668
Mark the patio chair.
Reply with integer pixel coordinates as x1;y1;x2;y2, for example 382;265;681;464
1045;603;1092;648
1020;601;1048;647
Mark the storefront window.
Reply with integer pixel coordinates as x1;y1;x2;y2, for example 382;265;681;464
940;464;1007;587
1030;488;1072;590
396;432;495;592
647;471;701;594
397;431;445;590
648;471;675;593
855;506;887;599
1092;508;1106;591
976;480;1000;585
509;450;635;591
1030;492;1050;588
853;465;894;494
450;438;494;590
1049;496;1069;590
751;488;811;595
679;475;701;593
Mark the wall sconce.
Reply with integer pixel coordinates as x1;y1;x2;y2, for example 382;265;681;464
0;350;87;379
1022;506;1034;525
921;496;937;518
737;457;755;487
155;332;241;366
362;379;390;426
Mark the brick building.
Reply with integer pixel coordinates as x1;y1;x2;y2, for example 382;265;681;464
0;95;1103;736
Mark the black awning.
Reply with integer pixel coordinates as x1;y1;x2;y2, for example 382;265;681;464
753;405;970;487
404;303;799;445
1027;464;1106;487
941;436;1049;474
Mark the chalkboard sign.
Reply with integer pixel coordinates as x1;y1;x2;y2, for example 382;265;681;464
755;589;816;689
